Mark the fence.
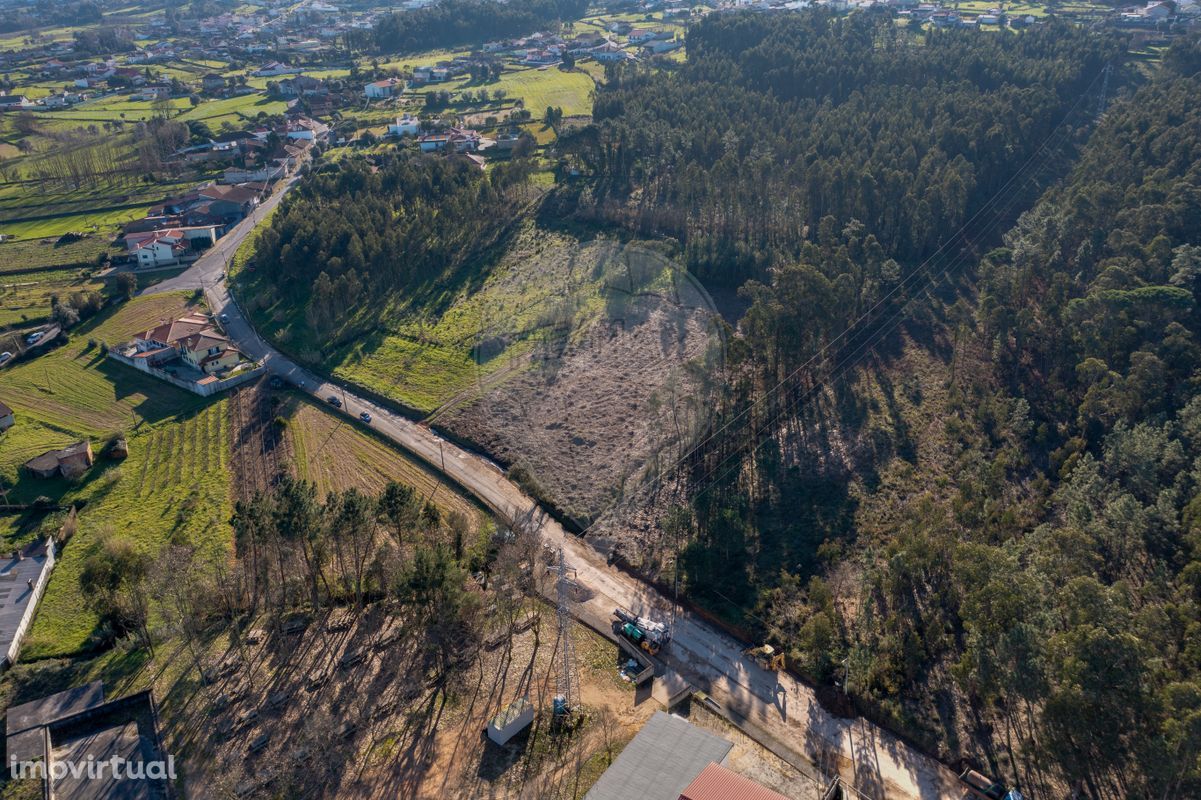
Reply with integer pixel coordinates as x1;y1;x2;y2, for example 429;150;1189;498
107;349;266;396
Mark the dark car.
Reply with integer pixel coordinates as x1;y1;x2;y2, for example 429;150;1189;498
359;411;372;423
327;395;342;408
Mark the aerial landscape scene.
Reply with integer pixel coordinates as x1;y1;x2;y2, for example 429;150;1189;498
0;0;1198;798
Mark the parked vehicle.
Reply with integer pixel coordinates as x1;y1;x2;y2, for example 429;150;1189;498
26;331;43;345
359;411;372;423
0;352;11;366
327;395;342;407
612;608;670;655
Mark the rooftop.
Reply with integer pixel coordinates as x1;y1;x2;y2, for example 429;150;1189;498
0;541;55;672
584;712;733;800
678;762;792;800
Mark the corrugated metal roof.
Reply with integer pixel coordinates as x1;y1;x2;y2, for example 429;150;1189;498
584;712;733;800
678;762;793;800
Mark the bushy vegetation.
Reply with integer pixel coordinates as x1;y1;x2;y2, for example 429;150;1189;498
374;0;589;54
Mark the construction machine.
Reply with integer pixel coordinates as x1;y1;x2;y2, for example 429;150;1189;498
612;608;670;655
745;644;785;671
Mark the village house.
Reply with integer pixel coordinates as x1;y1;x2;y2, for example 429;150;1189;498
0;94;34;111
0;399;13;433
202;72;227;91
277;74;325;97
592;43;632;63
285;116;330;142
132;314;245;375
254;61;298;76
364;77;402;98
388;113;421;137
128;230;190;267
418;126;480;153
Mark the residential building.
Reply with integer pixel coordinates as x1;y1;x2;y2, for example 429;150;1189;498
133;313;247;375
136;313;213;352
202;72;227;91
222;164;284;184
278;74;325;96
418;126;480;153
177;330;241;374
364;77;402;98
388;113;421;137
0;399;13;432
0;94;33;110
285;116;330;142
130;230;189;267
6;682;171;799
254;61;297;76
592;43;632;63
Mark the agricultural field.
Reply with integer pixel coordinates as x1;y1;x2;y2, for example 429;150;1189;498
0;292;230;658
281;391;487;526
0;268;105;328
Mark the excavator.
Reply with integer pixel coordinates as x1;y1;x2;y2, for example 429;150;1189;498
612;608;670;655
744;644;785;671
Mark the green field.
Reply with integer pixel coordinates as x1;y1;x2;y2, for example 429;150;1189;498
0;292;233;658
236;219;624;414
405;63;596;118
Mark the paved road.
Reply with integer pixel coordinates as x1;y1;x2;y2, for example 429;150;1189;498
144;186;962;800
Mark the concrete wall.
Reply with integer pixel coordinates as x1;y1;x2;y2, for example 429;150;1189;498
108;350;265;396
5;539;56;666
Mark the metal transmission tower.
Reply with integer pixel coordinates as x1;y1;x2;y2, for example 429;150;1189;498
1095;62;1113;118
552;546;579;723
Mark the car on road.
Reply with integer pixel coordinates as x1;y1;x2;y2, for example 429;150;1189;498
359;412;372;423
327;395;342;408
26;331;42;345
0;352;11;366
219;313;229;323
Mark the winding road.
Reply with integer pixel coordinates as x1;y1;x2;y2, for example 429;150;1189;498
144;181;962;800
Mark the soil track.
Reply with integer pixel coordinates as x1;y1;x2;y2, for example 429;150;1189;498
229;379;294;503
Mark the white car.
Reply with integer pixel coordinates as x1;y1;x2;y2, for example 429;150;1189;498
26;331;43;345
0;352;12;366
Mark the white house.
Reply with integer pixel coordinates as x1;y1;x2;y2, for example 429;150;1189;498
254;61;298;76
131;231;188;267
388;114;420;137
363;78;402;99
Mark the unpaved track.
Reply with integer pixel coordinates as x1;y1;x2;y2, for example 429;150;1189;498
143;189;962;800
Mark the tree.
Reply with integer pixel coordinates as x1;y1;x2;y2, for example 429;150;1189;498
114;271;137;300
79;533;152;651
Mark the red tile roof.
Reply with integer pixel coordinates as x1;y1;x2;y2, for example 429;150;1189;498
678;763;791;800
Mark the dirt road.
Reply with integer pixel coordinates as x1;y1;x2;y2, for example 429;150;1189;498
143;194;963;800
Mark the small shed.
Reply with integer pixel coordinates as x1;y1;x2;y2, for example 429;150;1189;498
24;440;93;479
487;696;534;745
